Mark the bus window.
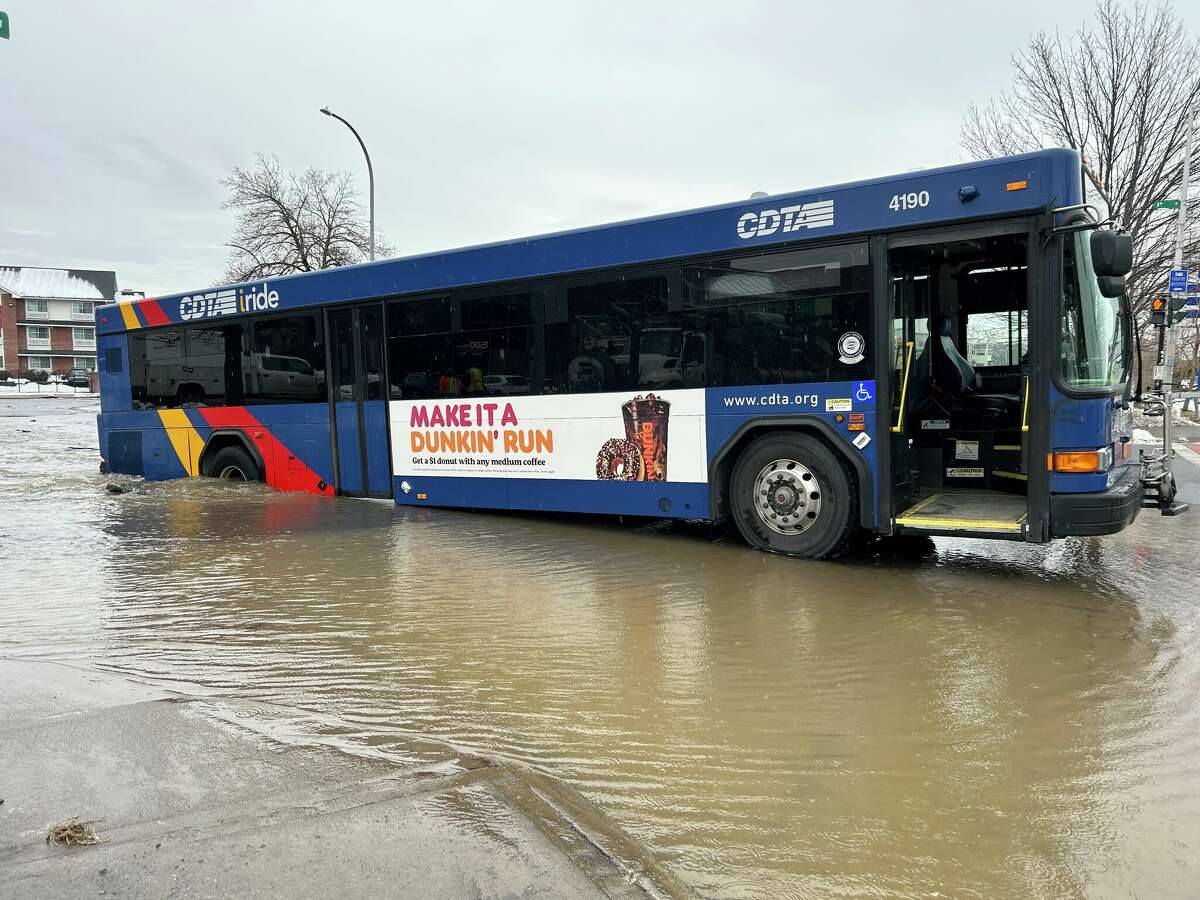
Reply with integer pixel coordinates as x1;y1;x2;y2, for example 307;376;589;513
129;328;186;408
457;290;538;397
185;323;246;405
245;313;326;404
545;273;673;393
387;295;455;400
966;310;1026;368
683;242;870;387
387;289;541;400
1061;232;1126;388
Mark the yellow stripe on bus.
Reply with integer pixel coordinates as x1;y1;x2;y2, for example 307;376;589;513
156;409;202;477
118;300;141;330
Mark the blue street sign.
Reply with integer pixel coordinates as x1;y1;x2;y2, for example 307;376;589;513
1169;269;1189;293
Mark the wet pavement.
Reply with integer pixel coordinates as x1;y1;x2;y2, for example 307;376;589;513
1;658;654;899
3;397;1200;898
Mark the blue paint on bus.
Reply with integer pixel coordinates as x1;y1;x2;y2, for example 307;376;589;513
396;475;711;520
96;150;1082;334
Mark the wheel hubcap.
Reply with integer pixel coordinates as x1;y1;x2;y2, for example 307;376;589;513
752;458;822;535
218;465;247;481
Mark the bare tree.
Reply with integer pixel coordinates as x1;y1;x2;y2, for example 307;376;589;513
220;153;393;282
961;0;1200;327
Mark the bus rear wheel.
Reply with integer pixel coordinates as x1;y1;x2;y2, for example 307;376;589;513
208;446;261;483
729;432;856;559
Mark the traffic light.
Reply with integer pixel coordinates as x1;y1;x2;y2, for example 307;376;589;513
1153;295;1193;326
1152;296;1167;325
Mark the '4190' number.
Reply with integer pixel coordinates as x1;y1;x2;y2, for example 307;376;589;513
889;191;930;211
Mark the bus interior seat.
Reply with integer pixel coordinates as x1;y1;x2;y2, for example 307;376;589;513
925;316;1021;427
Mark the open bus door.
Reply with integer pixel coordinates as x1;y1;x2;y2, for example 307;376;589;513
883;223;1048;540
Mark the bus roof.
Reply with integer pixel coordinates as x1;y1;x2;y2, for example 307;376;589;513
97;148;1081;335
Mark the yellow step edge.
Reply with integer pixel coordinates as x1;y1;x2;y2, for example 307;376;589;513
896;493;942;518
994;444;1022;451
992;470;1028;481
895;514;1025;532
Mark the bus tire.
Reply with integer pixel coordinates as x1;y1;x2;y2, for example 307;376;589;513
728;432;856;559
208;445;261;483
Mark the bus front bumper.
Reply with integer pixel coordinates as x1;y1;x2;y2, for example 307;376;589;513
1049;464;1143;538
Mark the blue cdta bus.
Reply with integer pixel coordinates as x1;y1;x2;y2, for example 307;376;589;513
94;148;1169;558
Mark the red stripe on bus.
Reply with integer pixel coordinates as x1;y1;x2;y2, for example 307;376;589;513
139;298;171;327
196;406;334;496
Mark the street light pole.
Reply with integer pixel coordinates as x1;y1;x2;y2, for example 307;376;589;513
320;106;375;262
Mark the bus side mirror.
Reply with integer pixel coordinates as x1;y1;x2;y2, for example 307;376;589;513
1091;230;1132;276
1097;274;1126;298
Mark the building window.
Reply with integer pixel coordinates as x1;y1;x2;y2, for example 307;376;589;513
71;301;93;320
25;355;52;372
75;356;97;371
26;325;51;349
72;326;95;349
26;299;49;319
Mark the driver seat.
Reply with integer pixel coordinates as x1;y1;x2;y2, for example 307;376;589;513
928;317;1021;424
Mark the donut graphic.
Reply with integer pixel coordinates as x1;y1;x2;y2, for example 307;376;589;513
596;438;643;481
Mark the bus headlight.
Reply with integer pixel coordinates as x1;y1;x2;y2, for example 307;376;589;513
1050;447;1113;473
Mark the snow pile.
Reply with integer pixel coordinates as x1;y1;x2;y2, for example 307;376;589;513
0;379;96;396
1133;404;1190;428
0;267;107;300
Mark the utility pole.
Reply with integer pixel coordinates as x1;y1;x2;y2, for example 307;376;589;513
1147;113;1196;515
320;107;375;262
1157;116;1195;393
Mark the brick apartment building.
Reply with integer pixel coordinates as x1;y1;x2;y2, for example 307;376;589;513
0;267;119;376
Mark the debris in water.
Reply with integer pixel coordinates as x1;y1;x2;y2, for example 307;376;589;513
45;816;107;847
105;484;129;495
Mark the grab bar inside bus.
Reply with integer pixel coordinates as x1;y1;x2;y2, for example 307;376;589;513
1021;377;1030;433
891;341;915;434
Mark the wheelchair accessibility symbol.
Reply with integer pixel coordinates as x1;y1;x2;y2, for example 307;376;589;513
855;382;874;403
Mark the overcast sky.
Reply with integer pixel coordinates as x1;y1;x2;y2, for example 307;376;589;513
3;1;1198;297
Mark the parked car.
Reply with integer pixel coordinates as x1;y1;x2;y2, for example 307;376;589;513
483;374;530;396
65;368;91;387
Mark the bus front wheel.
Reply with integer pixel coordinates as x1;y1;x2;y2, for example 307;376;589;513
208;446;261;483
729;433;856;559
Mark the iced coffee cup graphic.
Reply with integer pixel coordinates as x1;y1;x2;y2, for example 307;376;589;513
622;393;670;481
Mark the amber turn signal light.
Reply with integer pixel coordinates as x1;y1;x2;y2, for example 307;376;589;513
1051;448;1113;473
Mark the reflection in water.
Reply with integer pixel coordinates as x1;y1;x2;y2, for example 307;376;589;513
2;400;1200;898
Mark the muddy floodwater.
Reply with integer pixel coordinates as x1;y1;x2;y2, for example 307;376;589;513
3;398;1199;898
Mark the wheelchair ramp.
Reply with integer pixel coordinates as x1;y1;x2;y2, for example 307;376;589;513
895;491;1027;536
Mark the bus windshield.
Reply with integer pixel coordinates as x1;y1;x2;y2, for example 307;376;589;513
1061;231;1126;388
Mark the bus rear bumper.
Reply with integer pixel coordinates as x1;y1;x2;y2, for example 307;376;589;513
1049;465;1142;538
